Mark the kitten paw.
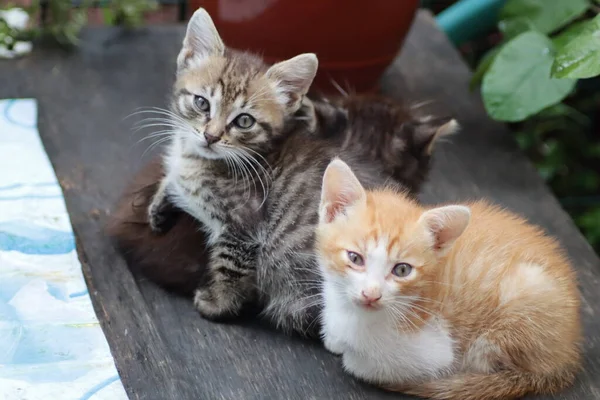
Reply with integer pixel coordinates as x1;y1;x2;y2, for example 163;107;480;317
193;287;242;320
148;211;172;234
323;336;345;355
148;198;176;234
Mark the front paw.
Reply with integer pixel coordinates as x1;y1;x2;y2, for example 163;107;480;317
148;199;176;234
193;286;243;321
148;207;168;234
323;335;346;355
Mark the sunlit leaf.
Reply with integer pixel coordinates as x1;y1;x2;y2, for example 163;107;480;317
482;31;576;122
552;20;592;48
552;14;600;79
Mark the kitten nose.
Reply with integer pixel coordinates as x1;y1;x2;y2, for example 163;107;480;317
361;289;382;304
204;132;220;145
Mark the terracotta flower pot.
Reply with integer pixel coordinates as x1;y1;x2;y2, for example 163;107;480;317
188;0;419;94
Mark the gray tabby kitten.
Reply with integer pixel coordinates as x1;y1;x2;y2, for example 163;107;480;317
149;8;456;336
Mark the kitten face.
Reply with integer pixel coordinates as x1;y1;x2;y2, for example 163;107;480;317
318;199;436;312
316;159;470;313
173;56;284;160
171;9;318;160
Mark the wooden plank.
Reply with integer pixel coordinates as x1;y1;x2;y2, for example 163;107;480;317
0;10;598;399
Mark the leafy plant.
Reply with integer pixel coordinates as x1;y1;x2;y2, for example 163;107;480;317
469;0;600;252
0;0;159;49
102;0;158;28
0;7;34;51
40;0;91;46
473;0;600;122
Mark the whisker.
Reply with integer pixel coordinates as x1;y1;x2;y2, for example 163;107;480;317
126;107;189;125
141;136;172;159
135;131;174;145
293;298;323;315
237;145;273;172
330;79;348;97
304;314;322;336
228;150;253;204
238;150;272;184
131;122;183;135
235;150;268;208
222;149;239;186
387;303;419;333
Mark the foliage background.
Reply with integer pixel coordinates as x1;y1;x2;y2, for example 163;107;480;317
425;0;600;253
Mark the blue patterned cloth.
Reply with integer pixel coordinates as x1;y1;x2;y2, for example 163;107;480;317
0;99;128;399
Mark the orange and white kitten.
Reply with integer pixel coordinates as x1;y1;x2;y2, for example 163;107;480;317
316;159;582;400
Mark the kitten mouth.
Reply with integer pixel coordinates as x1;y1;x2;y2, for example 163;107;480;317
196;145;223;160
356;300;382;311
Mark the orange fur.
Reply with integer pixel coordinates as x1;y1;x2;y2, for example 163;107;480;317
317;185;582;400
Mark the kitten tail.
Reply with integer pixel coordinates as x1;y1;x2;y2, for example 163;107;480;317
398;368;578;400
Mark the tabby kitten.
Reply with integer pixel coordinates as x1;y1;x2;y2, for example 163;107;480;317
144;7;456;336
316;159;581;399
148;8;321;318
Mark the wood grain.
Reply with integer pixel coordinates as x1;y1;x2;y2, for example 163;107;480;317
1;11;598;399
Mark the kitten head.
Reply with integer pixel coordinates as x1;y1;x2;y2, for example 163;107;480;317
316;159;470;315
338;95;459;192
171;8;318;159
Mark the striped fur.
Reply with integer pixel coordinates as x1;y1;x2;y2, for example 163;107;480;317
147;8;455;334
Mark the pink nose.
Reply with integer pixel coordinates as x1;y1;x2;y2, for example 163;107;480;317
361;290;382;304
204;132;220;145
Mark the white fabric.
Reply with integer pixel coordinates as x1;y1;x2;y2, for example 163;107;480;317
0;99;128;400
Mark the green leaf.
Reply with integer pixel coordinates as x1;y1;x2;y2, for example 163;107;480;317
499;16;536;39
552;20;591;48
482;31;576;122
102;8;115;26
469;47;502;91
552;15;600;79
500;0;589;36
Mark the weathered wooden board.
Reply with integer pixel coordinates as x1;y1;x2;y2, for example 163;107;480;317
1;11;599;399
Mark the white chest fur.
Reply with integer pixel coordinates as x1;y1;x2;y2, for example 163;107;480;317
321;282;455;385
163;149;224;243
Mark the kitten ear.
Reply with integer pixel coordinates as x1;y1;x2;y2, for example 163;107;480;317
319;158;366;224
177;8;225;71
266;53;318;111
413;118;459;155
418;205;470;256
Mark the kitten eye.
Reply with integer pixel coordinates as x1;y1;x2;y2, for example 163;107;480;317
347;251;364;267
194;96;210;112
234;113;255;129
392;263;413;278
